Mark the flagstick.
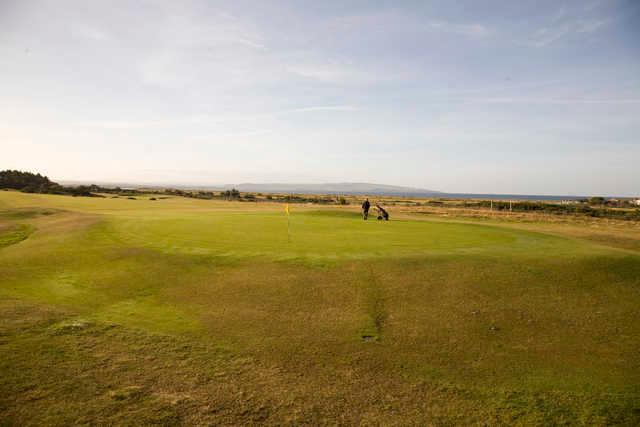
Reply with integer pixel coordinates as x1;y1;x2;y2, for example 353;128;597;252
285;201;291;243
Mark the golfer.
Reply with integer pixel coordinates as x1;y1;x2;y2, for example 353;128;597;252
362;198;371;220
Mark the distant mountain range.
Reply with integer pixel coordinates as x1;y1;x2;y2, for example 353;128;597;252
228;182;441;196
59;180;440;196
58;180;590;200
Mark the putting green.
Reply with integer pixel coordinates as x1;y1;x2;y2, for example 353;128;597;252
103;210;579;261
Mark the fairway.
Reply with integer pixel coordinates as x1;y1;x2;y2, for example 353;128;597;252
1;191;639;425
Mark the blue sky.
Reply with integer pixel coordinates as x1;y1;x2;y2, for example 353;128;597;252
1;0;639;195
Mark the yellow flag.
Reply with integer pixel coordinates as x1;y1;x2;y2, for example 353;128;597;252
285;203;290;216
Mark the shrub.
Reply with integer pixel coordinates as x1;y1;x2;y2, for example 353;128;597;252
0;170;53;191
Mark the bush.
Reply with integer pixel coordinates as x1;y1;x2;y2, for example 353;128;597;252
0;170;53;191
221;189;240;199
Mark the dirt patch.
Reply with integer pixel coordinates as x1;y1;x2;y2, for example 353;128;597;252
49;319;94;335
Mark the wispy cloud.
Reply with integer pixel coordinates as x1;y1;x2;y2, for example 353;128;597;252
135;9;267;88
71;24;111;42
525;3;610;48
285;63;356;83
284;60;387;84
425;79;564;97
284;105;358;113
527;19;608;47
465;97;640;105
190;129;275;140
78;105;358;129
330;11;491;39
425;21;490;38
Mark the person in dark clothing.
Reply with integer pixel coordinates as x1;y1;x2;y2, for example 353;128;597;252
376;204;389;221
361;198;371;220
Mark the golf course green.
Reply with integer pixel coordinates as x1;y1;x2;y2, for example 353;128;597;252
1;191;638;425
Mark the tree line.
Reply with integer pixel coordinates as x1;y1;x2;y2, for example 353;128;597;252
0;170;100;197
0;170;351;205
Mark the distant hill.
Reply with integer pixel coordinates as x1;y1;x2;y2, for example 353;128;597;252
60;180;441;196
226;182;440;196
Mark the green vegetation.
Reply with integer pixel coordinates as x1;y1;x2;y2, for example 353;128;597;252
0;170;55;192
1;190;639;424
0;223;35;248
423;198;640;221
0;169;110;197
475;200;640;220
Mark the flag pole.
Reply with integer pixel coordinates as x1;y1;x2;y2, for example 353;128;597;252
285;201;291;243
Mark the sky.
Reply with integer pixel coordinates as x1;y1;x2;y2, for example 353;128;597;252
1;0;639;195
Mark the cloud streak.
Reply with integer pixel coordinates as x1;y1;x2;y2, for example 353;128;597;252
524;4;611;47
330;11;491;39
78;106;358;129
71;24;111;41
425;20;491;38
465;97;640;105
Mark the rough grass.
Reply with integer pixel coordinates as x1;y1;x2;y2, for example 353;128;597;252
0;223;35;249
0;191;639;425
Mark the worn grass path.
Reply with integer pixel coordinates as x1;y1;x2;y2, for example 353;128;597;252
1;191;639;425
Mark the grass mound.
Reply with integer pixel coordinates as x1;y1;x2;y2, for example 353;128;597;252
104;210;580;263
0;207;60;219
0;224;35;249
